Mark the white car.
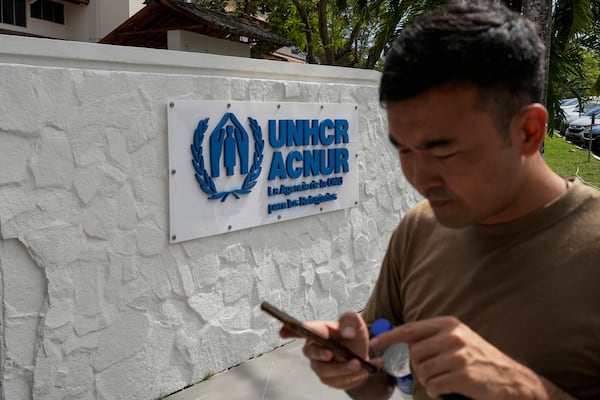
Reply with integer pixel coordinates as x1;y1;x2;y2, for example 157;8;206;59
557;98;600;134
557;98;581;133
560;98;579;112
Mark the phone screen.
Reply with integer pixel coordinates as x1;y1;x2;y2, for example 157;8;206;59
260;301;377;373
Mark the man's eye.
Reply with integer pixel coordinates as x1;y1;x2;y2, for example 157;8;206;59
435;152;457;160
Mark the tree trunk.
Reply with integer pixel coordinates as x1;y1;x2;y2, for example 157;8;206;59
336;21;362;63
317;0;334;64
291;0;317;63
524;0;553;104
523;0;553;153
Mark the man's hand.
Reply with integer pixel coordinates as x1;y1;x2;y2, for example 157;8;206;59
280;312;371;390
369;316;576;400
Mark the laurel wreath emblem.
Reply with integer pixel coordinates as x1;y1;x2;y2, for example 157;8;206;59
191;117;264;202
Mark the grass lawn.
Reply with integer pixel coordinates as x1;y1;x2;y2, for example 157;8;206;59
544;135;600;189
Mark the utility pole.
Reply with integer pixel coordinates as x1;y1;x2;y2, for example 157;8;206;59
588;114;595;162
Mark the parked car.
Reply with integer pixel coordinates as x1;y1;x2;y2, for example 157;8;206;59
580;124;600;150
556;98;600;135
565;106;600;145
556;99;580;134
560;98;579;110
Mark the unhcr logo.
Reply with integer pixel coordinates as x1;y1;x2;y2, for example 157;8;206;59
169;100;358;241
191;113;264;202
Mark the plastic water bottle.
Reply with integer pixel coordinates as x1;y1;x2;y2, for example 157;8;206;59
371;318;414;399
372;318;469;400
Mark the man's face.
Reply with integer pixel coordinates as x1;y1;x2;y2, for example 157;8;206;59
387;84;525;228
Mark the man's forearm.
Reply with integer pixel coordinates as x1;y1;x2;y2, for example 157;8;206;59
345;367;576;400
345;370;395;400
527;373;578;400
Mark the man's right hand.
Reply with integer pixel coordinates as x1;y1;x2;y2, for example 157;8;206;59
280;312;395;399
279;311;373;390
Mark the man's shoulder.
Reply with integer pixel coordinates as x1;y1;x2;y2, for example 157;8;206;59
571;178;600;196
569;179;600;213
393;199;441;240
403;199;436;221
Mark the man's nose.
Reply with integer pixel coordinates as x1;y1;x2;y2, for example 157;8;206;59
411;154;441;192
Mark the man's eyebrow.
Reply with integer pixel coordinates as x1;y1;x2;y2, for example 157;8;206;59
388;135;455;150
416;139;454;150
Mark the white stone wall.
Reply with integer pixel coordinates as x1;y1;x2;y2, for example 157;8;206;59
0;35;420;400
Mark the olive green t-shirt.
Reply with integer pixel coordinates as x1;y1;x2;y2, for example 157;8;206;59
363;179;600;399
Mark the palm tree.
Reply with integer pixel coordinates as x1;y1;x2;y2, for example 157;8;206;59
545;0;599;133
360;0;446;69
359;0;599;132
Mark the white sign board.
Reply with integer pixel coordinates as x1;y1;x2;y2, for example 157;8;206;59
168;100;359;242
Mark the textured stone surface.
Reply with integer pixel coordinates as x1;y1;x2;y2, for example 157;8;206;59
93;311;150;372
0;134;31;185
0;37;419;400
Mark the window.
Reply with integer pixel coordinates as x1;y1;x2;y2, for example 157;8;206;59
1;0;27;27
30;0;64;24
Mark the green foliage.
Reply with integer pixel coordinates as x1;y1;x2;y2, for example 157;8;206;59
238;0;453;66
240;0;600;98
579;0;600;94
580;51;600;94
261;0;307;47
193;0;228;11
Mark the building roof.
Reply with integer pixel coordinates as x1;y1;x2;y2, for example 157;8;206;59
99;0;291;50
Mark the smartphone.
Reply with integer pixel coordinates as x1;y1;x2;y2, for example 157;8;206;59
260;301;377;373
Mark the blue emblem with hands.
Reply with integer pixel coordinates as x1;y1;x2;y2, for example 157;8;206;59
191;113;264;202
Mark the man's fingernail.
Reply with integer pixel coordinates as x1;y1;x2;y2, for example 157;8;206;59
342;326;356;338
369;337;379;347
346;360;360;371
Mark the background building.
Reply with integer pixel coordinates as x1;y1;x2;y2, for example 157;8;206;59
0;0;144;42
0;0;299;60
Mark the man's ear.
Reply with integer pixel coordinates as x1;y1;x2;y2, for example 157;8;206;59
513;104;548;156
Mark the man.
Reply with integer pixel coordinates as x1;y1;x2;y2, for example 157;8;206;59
281;1;600;399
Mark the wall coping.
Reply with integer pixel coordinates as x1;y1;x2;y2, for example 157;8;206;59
0;35;382;86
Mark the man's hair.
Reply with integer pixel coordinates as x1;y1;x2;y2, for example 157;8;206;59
379;0;546;135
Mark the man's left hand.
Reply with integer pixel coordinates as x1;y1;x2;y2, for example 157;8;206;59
369;316;574;400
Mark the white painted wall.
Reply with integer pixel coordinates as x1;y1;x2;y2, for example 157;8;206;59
129;0;145;16
71;0;129;42
0;35;420;400
167;30;251;57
